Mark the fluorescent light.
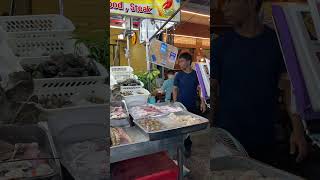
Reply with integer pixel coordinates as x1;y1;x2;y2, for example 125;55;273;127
110;25;125;29
181;10;210;18
110;25;139;30
165;33;209;40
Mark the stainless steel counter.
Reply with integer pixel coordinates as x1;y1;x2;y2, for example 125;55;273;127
110;126;185;180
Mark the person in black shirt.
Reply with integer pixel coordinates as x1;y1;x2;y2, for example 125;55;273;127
211;0;307;165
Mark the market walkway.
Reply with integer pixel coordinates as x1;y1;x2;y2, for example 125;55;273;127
184;127;320;180
184;128;211;180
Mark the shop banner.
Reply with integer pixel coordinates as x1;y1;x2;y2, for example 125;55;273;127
110;0;181;22
149;39;178;69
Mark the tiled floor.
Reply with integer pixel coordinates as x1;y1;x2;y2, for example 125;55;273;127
184;129;211;180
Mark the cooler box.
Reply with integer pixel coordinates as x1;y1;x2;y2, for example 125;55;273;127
111;151;178;180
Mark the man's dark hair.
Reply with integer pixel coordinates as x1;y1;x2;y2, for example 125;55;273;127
179;52;193;65
167;70;175;75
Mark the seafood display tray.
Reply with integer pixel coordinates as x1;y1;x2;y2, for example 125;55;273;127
0;124;61;179
133;111;209;141
110;119;130;127
110;126;183;163
110;100;129;124
210;156;303;180
129;102;186;120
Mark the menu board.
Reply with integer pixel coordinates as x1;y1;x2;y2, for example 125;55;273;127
149;39;178;69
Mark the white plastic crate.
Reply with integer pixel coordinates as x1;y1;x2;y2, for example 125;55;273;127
36;85;109;145
7;38;88;58
0;14;75;39
110;66;133;82
119;80;144;93
110;66;133;74
120;85;143;93
122;88;150;107
19;57;108;93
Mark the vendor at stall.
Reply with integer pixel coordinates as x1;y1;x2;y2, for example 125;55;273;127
161;70;175;102
173;52;207;157
211;0;307;170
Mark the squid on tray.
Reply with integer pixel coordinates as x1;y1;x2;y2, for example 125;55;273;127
110;106;127;120
110;127;132;146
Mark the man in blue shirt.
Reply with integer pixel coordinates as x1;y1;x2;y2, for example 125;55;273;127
211;0;307;165
173;52;207;157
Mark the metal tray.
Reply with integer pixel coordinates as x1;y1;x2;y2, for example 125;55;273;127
110;126;148;148
129;102;186;120
110;100;130;127
110;126;183;163
0;124;61;180
134;111;209;141
210;156;304;180
110;100;129;121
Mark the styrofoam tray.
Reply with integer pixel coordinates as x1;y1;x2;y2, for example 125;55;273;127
122;88;150;107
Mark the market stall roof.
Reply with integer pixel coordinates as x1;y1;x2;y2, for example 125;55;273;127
175;22;210;38
183;1;210;15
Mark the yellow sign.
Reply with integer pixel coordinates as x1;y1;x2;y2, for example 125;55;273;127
110;0;181;22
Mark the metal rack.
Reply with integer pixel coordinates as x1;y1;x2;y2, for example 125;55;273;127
111;102;209;180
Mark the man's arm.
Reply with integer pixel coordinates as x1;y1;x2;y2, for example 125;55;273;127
198;85;207;112
173;73;180;102
280;73;307;162
173;86;178;102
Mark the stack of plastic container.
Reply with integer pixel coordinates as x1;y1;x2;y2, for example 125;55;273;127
0;14;109;180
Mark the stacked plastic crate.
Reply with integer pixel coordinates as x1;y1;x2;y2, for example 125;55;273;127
0;14;109;179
